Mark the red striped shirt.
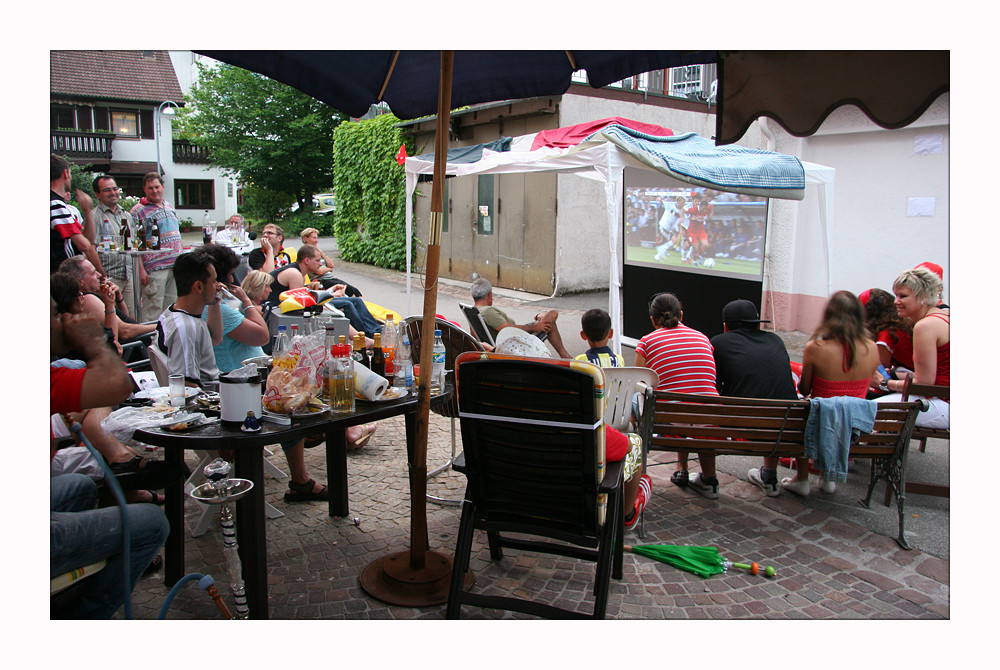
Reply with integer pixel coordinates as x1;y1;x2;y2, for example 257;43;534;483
636;324;718;395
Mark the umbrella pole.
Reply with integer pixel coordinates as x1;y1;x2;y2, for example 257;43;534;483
360;51;471;607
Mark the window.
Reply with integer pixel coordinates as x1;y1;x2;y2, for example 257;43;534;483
111;110;139;138
175;180;215;209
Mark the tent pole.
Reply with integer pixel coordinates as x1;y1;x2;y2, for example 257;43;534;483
360;51;471;607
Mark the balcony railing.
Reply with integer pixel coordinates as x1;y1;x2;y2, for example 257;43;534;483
51;129;115;161
173;139;212;164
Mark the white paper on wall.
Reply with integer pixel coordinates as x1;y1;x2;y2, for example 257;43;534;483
914;134;943;155
906;197;936;217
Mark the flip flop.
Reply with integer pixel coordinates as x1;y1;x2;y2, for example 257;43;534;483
347;423;378;451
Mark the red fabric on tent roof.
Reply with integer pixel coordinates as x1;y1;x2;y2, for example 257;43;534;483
529;117;673;151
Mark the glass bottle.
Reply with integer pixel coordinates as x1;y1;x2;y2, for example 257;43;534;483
327;341;354;413
381;314;396;385
371;332;385;378
149;218;160;250
352;332;369;370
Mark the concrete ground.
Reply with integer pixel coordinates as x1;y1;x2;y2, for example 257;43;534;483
123;235;951;623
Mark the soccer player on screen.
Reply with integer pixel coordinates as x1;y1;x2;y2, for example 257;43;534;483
682;195;713;265
653;195;687;263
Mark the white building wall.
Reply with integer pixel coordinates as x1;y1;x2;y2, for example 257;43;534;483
763;94;949;332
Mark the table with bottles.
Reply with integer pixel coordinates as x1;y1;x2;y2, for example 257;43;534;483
134;382;453;619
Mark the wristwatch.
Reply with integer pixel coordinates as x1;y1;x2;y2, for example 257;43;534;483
879;378;891;392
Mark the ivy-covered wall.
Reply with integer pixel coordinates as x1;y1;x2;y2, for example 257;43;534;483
331;114;414;270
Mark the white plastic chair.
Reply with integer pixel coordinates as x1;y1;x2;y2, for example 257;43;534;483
599;367;658;538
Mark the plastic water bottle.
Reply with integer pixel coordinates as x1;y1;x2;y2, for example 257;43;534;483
273;325;289;356
431;329;446;391
394;335;411;389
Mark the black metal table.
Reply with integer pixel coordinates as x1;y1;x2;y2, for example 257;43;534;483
135;387;451;619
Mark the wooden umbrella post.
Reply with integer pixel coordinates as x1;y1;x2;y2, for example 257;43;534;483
360;51;471;606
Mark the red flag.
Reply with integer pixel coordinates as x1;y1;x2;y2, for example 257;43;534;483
395;143;407;165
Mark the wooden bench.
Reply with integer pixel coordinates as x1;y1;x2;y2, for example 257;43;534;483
886;373;949;502
648;391;925;549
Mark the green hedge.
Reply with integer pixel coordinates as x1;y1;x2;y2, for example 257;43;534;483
331;114;414;270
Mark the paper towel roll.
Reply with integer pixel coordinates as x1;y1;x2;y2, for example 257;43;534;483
355;365;388;400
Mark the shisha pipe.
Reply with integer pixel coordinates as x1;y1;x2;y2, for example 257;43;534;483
190;458;254;619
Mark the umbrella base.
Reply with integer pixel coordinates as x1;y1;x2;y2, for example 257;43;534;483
360;549;473;607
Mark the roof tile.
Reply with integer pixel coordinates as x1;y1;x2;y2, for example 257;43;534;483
50;50;183;104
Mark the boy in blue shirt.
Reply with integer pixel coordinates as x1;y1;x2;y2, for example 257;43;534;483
575;309;651;529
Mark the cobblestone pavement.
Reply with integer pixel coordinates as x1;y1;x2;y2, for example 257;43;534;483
124;410;948;620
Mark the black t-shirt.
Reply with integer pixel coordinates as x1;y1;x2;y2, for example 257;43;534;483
710;328;798;400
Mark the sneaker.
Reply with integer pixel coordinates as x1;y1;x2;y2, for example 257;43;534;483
625;474;651;530
688;473;719;500
818;477;837;494
780;476;811;496
748;468;780;497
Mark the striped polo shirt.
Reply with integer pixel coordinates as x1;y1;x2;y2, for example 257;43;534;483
635;323;718;395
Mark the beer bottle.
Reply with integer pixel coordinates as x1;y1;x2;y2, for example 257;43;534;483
352;332;369;369
136;220;147;251
149;219;160;250
370;333;385;378
120;218;131;251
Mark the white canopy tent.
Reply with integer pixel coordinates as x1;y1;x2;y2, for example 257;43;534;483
403;126;833;352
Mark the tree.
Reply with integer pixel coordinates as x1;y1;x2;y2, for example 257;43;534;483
176;62;346;212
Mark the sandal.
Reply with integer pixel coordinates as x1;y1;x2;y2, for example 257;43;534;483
347;423;378;451
284;478;329;502
670;469;689;488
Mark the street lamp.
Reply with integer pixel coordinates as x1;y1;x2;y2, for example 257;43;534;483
155;100;180;176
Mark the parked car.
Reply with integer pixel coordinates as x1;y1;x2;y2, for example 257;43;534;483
287;193;335;217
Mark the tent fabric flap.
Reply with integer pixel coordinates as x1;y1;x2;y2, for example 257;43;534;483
581;126;805;200
407;122;806;201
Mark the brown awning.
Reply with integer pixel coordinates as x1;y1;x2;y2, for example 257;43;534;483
716;51;949;145
111;161;159;175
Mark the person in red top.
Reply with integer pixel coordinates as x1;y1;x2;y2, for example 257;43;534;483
634;292;720;499
876;267;949;429
50;300;169;618
783;291;879;495
681;194;713;265
859;288;914;387
50;154;104;276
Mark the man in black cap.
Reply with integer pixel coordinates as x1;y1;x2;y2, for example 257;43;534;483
710;299;798;497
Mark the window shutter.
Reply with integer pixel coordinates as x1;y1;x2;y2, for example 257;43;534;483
139;109;154;139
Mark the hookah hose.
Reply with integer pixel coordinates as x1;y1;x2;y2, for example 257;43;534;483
68;423;234;619
158;574;233;619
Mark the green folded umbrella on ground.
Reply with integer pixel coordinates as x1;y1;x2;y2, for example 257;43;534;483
624;544;776;579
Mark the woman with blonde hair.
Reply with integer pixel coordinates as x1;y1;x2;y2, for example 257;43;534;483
240;269;275;307
784;290;879;495
875;267;949;429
